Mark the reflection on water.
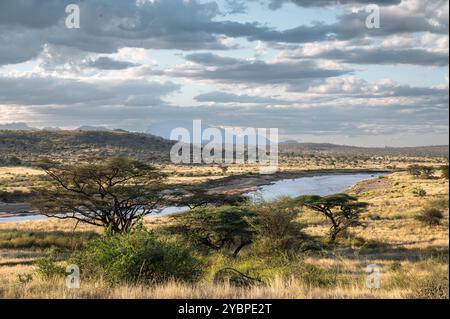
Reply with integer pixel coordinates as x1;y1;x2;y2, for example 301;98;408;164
0;173;384;223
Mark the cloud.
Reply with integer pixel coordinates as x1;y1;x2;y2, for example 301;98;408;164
177;53;351;84
85;57;139;70
290;47;449;66
250;4;448;44
0;0;447;67
267;0;401;9
0;76;180;106
194;91;290;105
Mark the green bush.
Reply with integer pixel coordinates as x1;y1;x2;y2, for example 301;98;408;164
249;199;306;252
70;229;204;285
35;257;66;279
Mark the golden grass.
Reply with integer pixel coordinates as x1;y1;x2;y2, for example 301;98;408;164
1;274;409;299
0;167;448;299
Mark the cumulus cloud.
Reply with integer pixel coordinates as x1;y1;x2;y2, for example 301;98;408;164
0;76;179;106
85;57;140;70
290;47;449;66
194;91;290;105
0;0;448;146
175;53;351;84
267;0;401;9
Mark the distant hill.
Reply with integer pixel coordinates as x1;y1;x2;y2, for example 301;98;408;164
280;143;449;158
0;123;36;131
77;126;112;132
0;130;447;166
0;130;174;165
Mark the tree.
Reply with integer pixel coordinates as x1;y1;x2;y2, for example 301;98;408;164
31;157;166;233
293;194;368;242
407;165;435;179
168;206;255;257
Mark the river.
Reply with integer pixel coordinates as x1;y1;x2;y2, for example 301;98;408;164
0;172;384;223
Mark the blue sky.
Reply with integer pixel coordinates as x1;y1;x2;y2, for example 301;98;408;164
0;0;448;146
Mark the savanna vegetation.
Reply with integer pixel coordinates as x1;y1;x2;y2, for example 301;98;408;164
0;131;448;299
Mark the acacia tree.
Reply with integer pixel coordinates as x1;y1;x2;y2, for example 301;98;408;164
168;187;247;209
31;157;166;233
293;194;368;242
168;206;255;257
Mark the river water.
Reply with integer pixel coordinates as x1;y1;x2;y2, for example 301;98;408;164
0;172;384;223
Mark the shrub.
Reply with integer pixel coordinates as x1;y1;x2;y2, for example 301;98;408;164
249;199;306;252
415;207;444;226
440;165;449;179
412;188;427;197
70;229;204;285
407;165;435;179
35;257;65;279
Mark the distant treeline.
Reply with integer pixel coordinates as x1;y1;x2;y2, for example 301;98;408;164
0;130;448;166
280;143;449;158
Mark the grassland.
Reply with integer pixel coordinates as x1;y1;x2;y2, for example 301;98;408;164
0;168;448;299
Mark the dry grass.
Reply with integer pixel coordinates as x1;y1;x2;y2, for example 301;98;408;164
1;274;408;299
0;166;448;299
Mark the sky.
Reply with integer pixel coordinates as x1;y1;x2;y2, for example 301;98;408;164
0;0;448;147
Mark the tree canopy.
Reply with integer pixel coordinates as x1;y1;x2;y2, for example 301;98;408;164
31;157;166;233
168;206;255;257
293;194;368;242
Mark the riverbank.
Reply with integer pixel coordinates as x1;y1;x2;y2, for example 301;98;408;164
0;169;391;220
204;168;392;195
0;171;448;299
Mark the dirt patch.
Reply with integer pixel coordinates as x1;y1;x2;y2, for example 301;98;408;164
205;169;391;195
350;176;391;195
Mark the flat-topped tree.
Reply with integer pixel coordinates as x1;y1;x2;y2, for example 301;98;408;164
293;194;368;242
168;187;248;209
31;157;166;234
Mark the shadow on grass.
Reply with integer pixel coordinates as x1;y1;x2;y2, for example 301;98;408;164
0;229;99;250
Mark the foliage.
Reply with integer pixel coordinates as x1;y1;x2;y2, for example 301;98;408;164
70;228;204;285
31;157;166;233
248;199;307;252
407;165;435;179
168;206;255;257
292;194;368;242
168;187;248;209
35;257;66;279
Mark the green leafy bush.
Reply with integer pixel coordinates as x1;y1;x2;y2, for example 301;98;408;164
70;229;204;285
35;257;65;279
249;199;306;252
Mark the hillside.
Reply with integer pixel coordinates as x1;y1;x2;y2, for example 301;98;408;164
0;130;174;165
280;143;449;158
0;130;448;166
